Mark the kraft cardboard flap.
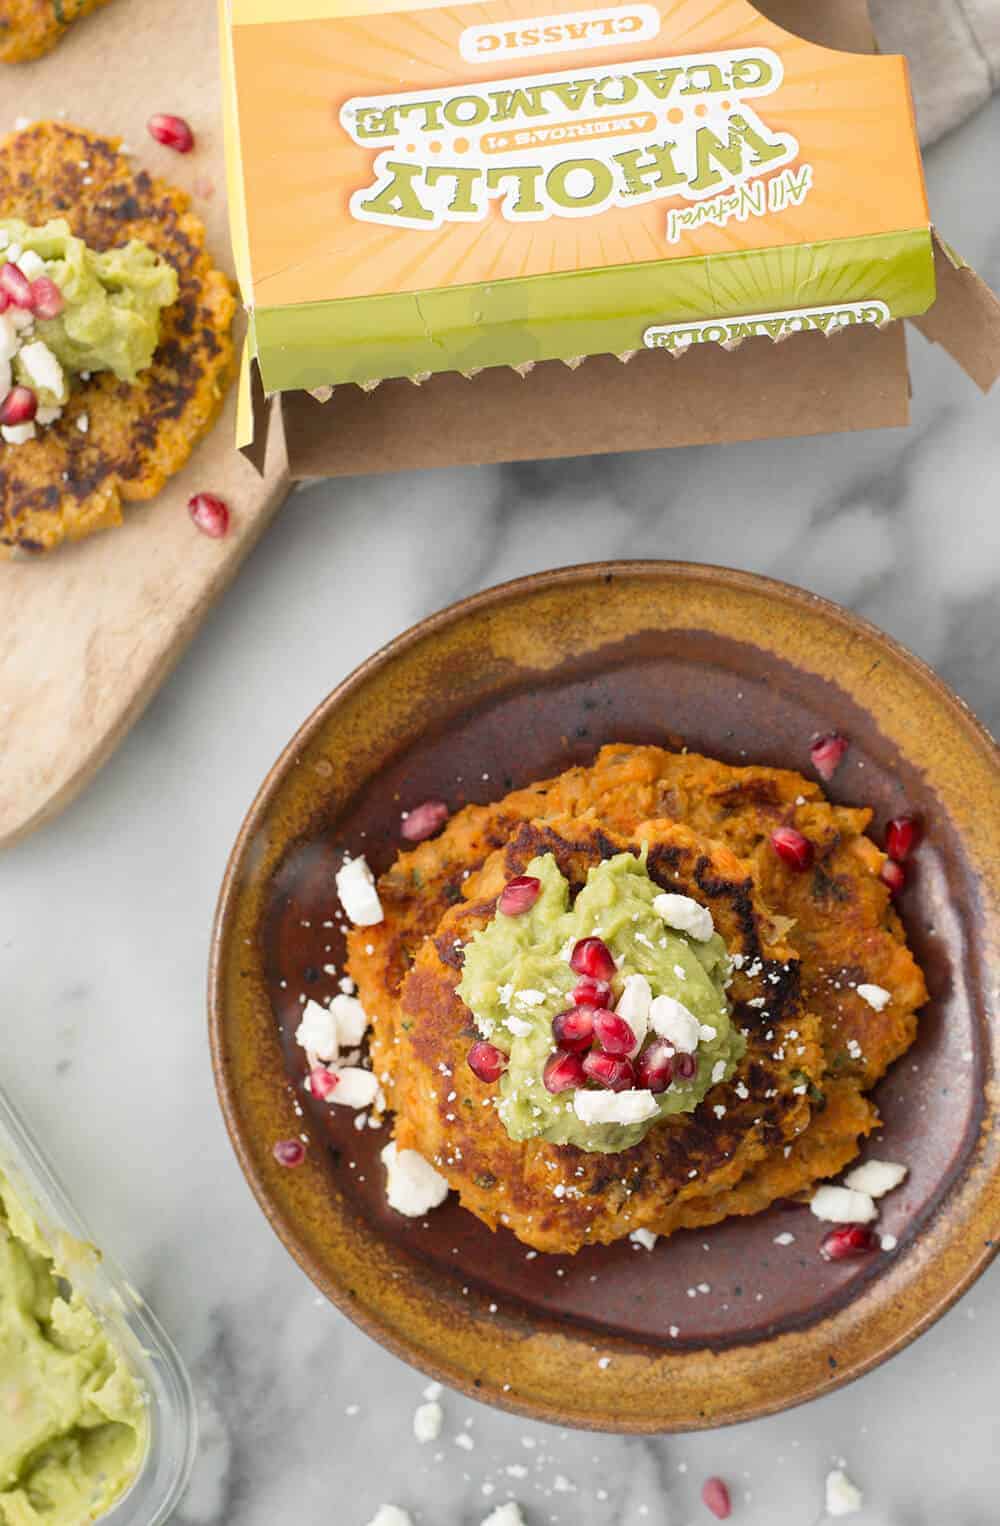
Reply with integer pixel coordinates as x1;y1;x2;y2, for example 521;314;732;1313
754;0;876;51
909;233;1000;393
280;322;910;478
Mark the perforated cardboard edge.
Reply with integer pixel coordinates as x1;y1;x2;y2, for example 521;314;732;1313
908;233;1000;393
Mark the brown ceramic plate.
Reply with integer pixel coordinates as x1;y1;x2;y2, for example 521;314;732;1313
209;562;999;1431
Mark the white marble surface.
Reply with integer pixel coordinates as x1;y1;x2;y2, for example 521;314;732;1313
4;97;1000;1526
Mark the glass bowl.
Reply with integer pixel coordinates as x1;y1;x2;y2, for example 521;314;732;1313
0;1083;197;1524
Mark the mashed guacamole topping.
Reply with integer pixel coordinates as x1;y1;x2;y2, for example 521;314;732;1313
458;851;744;1153
0;217;177;444
0;1172;147;1525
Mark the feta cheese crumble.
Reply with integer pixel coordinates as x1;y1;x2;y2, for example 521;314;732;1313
648;994;700;1052
629;1228;658;1251
336;855;384;926
825;1467;863;1516
17;339;65;401
843;1159;908;1198
573;1090;660;1126
653;892;714;942
615;973;651;1050
329;1068;380;1110
329;992;369;1046
295;999;338;1061
412;1400;443;1443
480;1505;526;1526
505;1016;533;1038
381;1142;449;1217
366;1508;413;1526
856;983;890;1011
810;1185;877;1224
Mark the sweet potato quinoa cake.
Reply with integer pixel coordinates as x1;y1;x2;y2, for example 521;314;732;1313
302;744;927;1256
0;0;111;63
0;122;235;554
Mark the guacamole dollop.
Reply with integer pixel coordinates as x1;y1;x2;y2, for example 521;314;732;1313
0;1172;147;1525
458;851;745;1153
1;217;178;399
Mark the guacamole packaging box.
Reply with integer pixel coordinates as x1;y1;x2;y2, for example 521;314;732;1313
220;0;1000;474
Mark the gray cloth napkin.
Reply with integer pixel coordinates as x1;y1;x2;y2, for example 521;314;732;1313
871;0;1000;142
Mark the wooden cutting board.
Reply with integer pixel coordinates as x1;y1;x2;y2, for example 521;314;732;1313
0;0;289;847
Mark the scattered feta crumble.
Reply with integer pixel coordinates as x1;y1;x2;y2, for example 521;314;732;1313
336;855;384;925
843;1159;908;1198
773;1232;795;1246
653;892;714;941
648;994;700;1052
412;1400;443;1443
329;1067;380;1110
366;1508;413;1526
18;339;65;401
1;421;35;444
810;1185;877;1224
505;1016;533;1038
329;992;369;1046
481;1504;526;1526
381;1142;449;1217
856;983;890;1012
629;1228;658;1251
825;1467;863;1516
573;1089;660;1126
295;999;338;1061
615;973;651;1051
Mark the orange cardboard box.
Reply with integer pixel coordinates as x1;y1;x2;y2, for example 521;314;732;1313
220;0;1000;476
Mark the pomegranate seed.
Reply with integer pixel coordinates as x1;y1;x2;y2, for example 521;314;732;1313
147;113;195;153
552;1006;595;1053
572;976;612;1007
273;1138;306;1168
886;814;920;861
401;799;449;842
593;1009;637;1057
0;261;33;307
635;1039;674;1092
582;1051;635;1091
880;859;906;896
310;1066;338;1101
543;1049;588;1094
810;731;849;782
569;936;616;981
0;385;37;426
467;1040;508;1084
673;1051;697;1081
701;1477;732;1520
820;1223;878;1261
30;276;64;319
498;875;541;916
188;492;230;538
771;826;814;871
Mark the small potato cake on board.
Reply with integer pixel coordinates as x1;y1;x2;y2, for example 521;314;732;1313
0;0;113;64
0;121;236;554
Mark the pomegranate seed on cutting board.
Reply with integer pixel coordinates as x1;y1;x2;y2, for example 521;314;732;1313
188;492;230;538
147;113;195;152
